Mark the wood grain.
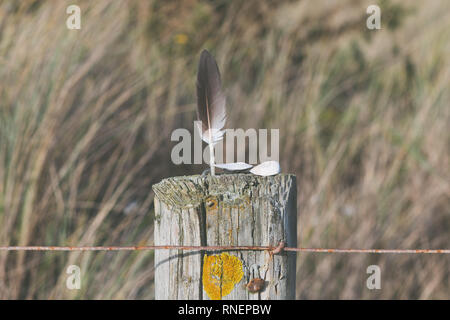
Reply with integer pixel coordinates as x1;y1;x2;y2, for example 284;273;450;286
153;174;297;300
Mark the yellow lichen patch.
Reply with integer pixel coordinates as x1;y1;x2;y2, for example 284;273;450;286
202;253;243;300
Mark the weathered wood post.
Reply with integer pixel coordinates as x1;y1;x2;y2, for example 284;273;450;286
153;174;296;300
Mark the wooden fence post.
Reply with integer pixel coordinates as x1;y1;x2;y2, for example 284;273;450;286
153;174;297;300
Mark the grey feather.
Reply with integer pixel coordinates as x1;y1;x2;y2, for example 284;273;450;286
196;49;227;175
196;49;227;145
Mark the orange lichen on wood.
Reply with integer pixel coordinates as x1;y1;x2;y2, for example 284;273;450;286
202;253;243;300
205;196;218;212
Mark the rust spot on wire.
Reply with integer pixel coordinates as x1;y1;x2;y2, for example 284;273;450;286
270;241;285;255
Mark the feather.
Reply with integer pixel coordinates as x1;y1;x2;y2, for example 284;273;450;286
196;49;227;175
250;161;281;176
214;162;253;172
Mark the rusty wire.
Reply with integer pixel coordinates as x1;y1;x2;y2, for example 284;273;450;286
0;244;449;254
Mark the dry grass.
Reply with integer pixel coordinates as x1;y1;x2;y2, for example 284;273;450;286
0;0;449;299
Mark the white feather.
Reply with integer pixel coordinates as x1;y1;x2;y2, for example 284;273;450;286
214;162;253;171
250;161;281;176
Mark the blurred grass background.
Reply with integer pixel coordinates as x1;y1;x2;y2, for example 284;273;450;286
0;0;449;299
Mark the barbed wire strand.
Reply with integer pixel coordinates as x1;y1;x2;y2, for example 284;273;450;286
0;245;449;254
